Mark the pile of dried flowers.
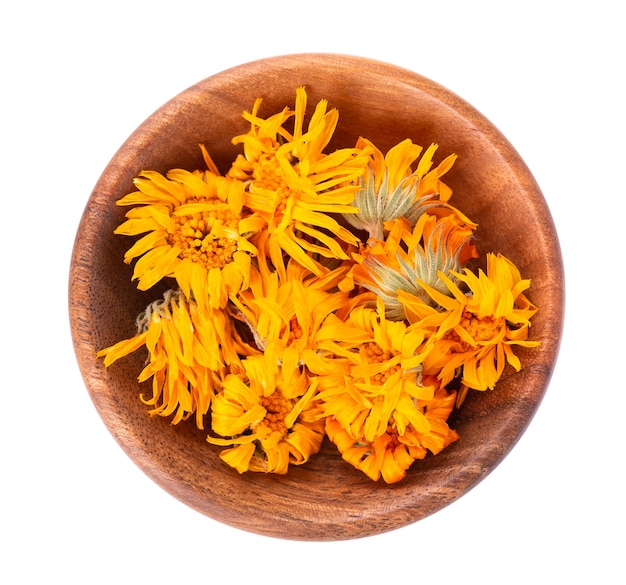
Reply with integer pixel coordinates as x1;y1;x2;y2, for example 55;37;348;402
97;87;539;483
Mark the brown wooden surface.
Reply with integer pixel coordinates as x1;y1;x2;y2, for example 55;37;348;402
68;53;564;541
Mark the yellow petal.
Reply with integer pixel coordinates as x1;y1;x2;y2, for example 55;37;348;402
217;443;256;474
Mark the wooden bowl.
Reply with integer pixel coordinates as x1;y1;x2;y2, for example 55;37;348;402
69;54;564;541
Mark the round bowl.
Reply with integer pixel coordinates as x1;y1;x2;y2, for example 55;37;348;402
69;53;564;541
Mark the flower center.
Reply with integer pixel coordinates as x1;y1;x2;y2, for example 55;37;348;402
259;391;292;435
169;198;239;270
287;317;303;344
446;310;500;349
363;342;401;385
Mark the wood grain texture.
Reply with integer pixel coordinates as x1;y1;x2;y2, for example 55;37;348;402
68;54;564;541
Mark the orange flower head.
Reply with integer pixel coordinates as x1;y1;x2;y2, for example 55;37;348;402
207;352;325;474
314;299;435;444
325;381;459;483
406;252;540;393
352;212;478;320
343;137;461;240
114;164;257;311
96;289;243;429
227;87;372;279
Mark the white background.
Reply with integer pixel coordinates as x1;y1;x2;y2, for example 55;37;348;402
2;1;624;583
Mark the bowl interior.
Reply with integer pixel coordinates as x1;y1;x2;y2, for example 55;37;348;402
69;54;564;541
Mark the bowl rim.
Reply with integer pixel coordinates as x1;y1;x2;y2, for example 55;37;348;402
69;52;565;541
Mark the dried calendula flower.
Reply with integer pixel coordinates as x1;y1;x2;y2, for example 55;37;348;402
352;213;478;320
207;352;325;474
325;380;459;483
313;299;433;442
228;86;372;279
96;289;242;429
114;164;259;311
343;137;460;240
401;252;540;402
